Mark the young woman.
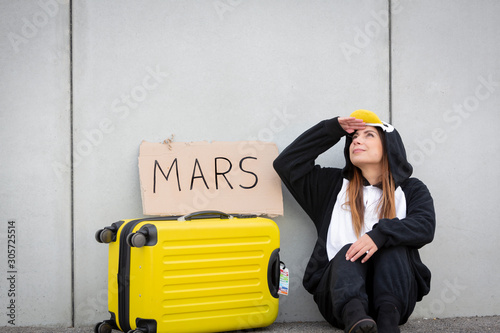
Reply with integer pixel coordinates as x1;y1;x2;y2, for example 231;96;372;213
273;110;435;333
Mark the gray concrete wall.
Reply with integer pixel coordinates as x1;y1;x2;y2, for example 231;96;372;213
392;0;500;318
0;0;498;327
0;0;72;327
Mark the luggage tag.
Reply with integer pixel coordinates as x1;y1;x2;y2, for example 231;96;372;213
278;262;289;296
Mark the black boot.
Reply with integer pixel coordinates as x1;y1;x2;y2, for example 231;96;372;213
342;298;377;333
376;303;400;333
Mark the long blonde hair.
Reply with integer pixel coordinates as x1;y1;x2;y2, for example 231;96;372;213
346;128;396;237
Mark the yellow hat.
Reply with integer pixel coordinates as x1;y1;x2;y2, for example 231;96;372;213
350;109;394;132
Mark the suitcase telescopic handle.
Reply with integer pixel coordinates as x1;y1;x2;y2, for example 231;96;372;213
178;210;233;221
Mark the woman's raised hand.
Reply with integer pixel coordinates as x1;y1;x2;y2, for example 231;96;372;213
338;117;366;134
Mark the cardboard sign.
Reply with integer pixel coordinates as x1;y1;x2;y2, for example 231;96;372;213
138;141;283;216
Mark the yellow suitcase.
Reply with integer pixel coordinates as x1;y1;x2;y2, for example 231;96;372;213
95;211;281;333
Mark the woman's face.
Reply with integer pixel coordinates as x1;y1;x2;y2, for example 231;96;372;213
349;126;384;169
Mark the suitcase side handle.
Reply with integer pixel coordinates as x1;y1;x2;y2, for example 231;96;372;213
268;248;281;298
178;210;233;221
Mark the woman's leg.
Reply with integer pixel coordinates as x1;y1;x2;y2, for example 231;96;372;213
369;246;418;331
313;244;374;330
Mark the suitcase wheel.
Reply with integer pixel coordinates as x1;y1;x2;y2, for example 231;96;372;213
95;229;104;243
94;321;113;333
126;224;157;248
95;228;115;244
126;232;147;248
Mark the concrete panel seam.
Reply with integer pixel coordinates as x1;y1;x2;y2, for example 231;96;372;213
69;0;75;328
388;0;393;124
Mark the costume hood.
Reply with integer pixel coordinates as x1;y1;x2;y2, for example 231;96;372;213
342;110;413;187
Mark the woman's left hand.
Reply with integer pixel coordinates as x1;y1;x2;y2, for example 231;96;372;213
346;234;378;264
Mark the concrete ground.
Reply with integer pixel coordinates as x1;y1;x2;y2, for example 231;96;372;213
1;316;499;333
